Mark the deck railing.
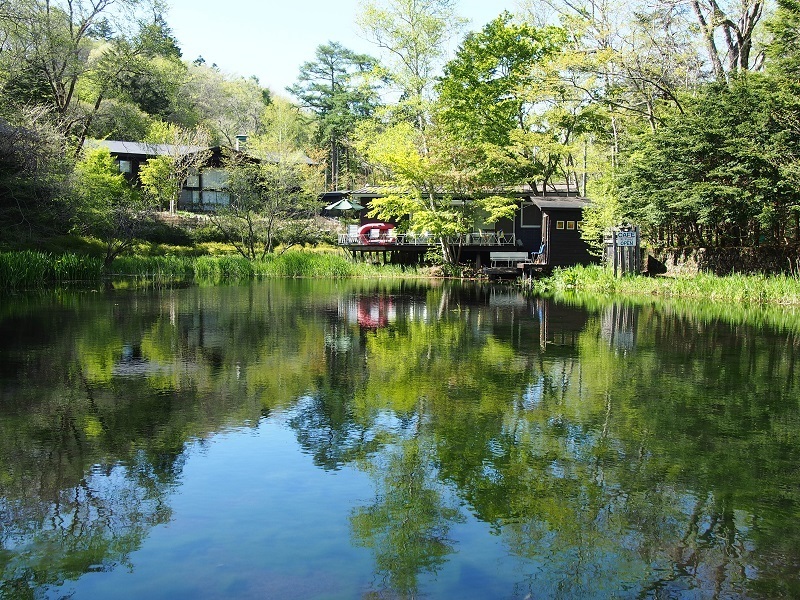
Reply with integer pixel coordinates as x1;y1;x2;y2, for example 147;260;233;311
337;232;517;247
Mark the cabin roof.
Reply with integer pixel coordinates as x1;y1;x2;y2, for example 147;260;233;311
87;140;316;165
530;196;591;210
88;140;207;156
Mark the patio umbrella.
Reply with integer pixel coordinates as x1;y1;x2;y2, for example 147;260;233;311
324;198;365;212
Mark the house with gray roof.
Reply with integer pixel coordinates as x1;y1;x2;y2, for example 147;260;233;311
87;139;315;212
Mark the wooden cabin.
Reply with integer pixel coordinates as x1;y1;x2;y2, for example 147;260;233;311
324;187;596;269
529;197;594;267
89;139;313;212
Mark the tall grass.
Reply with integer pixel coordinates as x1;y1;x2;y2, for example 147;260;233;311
0;250;103;290
0;249;419;291
111;255;196;279
252;251;413;280
195;255;254;283
530;264;800;305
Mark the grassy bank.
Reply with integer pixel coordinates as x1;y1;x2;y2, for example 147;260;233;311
0;250;105;290
0;250;417;290
531;264;800;306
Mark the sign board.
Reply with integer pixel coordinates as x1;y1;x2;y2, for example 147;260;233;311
615;230;638;247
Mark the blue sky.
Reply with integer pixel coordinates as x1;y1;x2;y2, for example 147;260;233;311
166;0;521;96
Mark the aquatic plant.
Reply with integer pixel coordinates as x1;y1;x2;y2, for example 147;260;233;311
0;250;104;290
531;265;800;306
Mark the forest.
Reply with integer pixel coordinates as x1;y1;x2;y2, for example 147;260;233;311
2;0;800;263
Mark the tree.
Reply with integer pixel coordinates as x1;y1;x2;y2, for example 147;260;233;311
73;146;151;266
766;0;800;79
684;0;765;78
139;121;211;214
437;13;579;192
0;0;164;151
617;75;800;247
106;14;187;120
287;42;382;190
211;152;324;259
180;63;270;146
357;0;466;124
0;107;74;237
356;119;516;264
137;154;173;211
259;95;316;153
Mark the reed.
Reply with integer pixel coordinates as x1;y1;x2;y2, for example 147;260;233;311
111;255;196;279
0;249;420;291
251;251;415;279
194;255;254;283
531;265;800;306
0;250;104;290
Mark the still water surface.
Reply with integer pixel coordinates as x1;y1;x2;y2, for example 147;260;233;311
0;280;798;599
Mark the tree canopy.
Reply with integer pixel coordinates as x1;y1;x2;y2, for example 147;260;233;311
3;0;800;258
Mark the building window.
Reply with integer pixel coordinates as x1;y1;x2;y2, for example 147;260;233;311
472;208;491;231
202;168;228;189
118;160;132;174
567;221;575;230
556;220;565;230
521;203;542;228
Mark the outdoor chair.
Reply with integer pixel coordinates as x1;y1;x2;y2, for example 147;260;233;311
531;243;546;263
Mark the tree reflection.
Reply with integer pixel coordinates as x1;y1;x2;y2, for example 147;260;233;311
1;455;173;599
0;282;340;597
1;283;799;598
342;293;800;597
350;440;463;599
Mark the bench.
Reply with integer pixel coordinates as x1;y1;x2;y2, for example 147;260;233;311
489;251;530;268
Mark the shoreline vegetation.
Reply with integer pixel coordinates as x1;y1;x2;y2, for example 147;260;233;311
531;264;800;306
0;249;418;290
3;249;800;307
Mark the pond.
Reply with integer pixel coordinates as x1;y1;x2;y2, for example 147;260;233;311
0;279;798;599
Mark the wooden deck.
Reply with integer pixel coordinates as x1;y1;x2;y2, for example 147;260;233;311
337;231;518;248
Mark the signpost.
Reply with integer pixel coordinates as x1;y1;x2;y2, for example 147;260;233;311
607;226;641;276
615;230;637;247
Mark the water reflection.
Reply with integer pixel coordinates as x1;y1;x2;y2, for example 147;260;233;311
0;281;799;598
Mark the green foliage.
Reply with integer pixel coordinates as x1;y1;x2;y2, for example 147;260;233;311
287;42;382;189
766;0;800;79
437;13;572;189
530;264;800;306
357;119;516;263
618;74;800;247
138;155;174;211
357;0;466;103
0;250;103;289
73;147;151;265
76;148;134;210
